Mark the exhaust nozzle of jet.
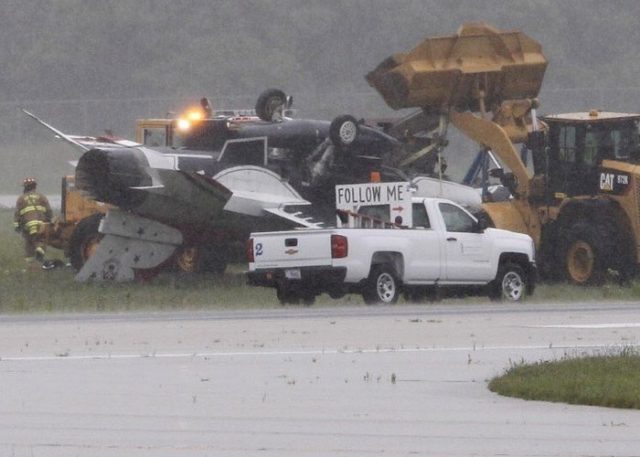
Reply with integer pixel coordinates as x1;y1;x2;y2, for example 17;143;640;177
76;148;151;209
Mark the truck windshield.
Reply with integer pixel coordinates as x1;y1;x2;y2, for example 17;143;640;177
358;205;389;222
142;126;186;148
439;203;476;232
171;131;186;148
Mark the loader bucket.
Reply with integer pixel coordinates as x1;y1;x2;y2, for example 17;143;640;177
366;23;547;112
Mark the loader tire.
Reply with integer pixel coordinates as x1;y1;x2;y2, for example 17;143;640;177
561;221;612;285
69;214;104;271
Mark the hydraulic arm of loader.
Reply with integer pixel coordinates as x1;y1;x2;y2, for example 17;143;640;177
448;110;532;197
366;22;548;201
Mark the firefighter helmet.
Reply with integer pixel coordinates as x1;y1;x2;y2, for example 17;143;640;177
22;177;37;190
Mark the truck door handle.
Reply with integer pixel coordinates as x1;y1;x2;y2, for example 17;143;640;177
447;237;457;242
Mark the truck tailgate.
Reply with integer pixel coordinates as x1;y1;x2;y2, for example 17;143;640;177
252;229;334;268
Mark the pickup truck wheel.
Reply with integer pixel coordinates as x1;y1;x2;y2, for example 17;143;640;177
362;265;400;305
490;262;527;302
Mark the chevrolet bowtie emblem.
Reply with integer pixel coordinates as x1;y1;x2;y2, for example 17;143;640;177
285;249;298;255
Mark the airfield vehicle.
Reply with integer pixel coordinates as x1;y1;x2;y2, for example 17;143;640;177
248;182;536;304
366;22;640;284
42;175;110;270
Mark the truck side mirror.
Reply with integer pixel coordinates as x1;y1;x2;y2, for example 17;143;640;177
474;218;489;233
500;172;519;197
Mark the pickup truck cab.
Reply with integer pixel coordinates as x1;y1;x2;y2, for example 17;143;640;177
247;182;536;305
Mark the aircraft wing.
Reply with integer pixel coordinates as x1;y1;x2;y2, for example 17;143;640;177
22;109;90;153
23;109;142;152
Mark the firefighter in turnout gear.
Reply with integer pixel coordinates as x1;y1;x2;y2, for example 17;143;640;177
14;178;52;264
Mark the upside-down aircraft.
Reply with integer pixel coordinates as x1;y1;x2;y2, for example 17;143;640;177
24;89;416;280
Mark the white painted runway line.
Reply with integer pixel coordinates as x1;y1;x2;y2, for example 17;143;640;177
0;342;626;363
531;322;640;329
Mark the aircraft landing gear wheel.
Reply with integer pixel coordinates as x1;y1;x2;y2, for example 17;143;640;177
490;262;527;302
68;213;104;270
330;114;359;149
255;88;287;122
362;264;400;305
175;246;201;273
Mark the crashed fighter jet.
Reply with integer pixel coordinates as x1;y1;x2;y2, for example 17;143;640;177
24;89;405;281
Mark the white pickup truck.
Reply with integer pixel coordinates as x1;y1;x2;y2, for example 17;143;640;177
247;182;536;305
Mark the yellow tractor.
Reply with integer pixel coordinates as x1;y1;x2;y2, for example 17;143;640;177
367;22;640;284
44;175;110;269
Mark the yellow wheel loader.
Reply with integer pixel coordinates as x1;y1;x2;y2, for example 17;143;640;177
367;22;640;284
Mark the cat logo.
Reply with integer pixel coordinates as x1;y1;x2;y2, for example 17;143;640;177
599;173;614;191
599;171;630;194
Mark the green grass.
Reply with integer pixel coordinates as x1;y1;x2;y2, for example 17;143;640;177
3;208;640;313
0;267;271;313
530;280;640;302
0;209;367;312
489;348;640;409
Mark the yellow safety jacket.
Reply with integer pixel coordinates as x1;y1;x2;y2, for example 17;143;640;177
14;191;52;235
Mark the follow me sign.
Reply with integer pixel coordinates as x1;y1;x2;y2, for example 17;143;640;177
335;182;412;208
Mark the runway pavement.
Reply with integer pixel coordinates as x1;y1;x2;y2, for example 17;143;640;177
0;302;639;456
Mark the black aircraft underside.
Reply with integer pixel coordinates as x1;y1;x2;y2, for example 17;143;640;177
72;129;402;225
23;94;411;280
